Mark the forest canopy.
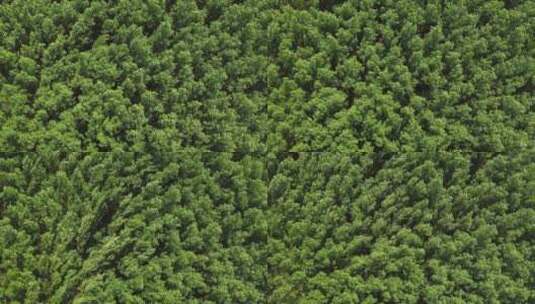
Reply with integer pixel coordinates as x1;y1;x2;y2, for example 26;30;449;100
0;0;534;303
1;0;533;153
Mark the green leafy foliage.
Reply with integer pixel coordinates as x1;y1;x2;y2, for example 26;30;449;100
0;152;268;303
268;151;535;303
1;0;535;303
0;0;267;153
264;0;535;152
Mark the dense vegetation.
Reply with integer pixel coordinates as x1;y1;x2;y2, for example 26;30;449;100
1;0;534;303
266;0;535;152
2;151;534;303
0;0;267;153
1;152;268;303
268;151;535;303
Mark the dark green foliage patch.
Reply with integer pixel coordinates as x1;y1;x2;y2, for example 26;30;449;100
1;0;535;303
